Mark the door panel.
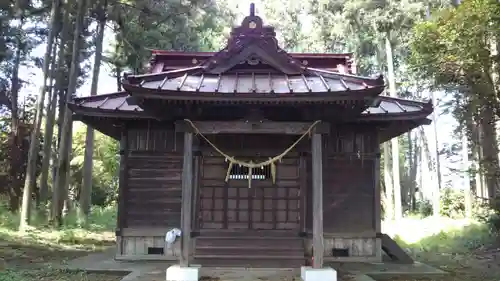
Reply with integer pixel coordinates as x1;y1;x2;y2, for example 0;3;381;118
198;155;302;231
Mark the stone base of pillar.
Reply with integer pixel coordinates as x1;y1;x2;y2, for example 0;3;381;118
166;264;201;281
301;266;337;281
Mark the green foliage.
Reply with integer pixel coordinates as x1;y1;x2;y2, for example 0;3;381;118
417;199;433;217
0;269;24;281
106;0;235;74
71;122;119;207
395;220;495;253
440;187;467;218
409;0;500;122
0;199;116;231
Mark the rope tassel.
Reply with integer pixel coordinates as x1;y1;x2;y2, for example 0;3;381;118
270;160;277;184
248;161;253;189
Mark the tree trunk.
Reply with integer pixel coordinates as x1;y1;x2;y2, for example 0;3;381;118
409;131;419;212
430;91;442;217
39;38;60;209
116;68;122;91
385;34;402;220
419;127;433;206
8;15;23;212
462;129;472;218
52;0;87;226
383;142;393;220
470;120;484;201
79;0;107;225
478;103;499;208
20;0;60;229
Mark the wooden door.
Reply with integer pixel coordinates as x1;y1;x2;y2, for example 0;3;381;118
198;156;302;231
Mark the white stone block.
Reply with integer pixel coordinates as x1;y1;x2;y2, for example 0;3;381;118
301;266;337;281
166;264;200;281
301;266;312;280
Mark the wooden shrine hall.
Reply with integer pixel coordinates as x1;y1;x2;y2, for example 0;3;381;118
69;5;433;269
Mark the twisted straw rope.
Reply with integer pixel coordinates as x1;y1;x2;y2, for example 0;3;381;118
183;119;321;188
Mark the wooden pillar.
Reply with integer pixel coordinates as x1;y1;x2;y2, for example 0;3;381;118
116;126;128;255
311;133;324;268
180;131;193;266
374;141;383;261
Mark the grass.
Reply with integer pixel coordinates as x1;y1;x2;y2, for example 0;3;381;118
0;204;125;281
379;217;500;281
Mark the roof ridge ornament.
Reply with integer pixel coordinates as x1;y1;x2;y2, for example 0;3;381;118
201;3;305;75
250;2;255;16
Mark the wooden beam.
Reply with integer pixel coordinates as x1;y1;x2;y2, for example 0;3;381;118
311;133;324;268
175;120;329;135
116;126;128;236
180;131;194;266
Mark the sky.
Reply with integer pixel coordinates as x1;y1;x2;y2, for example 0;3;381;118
16;0;463;192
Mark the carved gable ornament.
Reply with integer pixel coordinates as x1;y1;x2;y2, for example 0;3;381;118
202;3;305;75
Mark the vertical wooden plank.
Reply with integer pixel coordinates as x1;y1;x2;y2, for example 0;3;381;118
144;237;155;254
116;236;123;256
299;153;307;233
116;126;128;235
374;132;382;261
364;238;375;257
375;238;382;261
180;132;193;266
354;239;364;256
124;237;136;256
312;133;324;268
192;153;200;230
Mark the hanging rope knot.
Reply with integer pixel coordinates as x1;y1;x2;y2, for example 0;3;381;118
184;119;321;188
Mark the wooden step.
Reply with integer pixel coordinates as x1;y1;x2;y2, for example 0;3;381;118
199;230;300;238
195;254;305;260
196;247;304;256
196;237;303;247
194;232;305;268
193;256;305;268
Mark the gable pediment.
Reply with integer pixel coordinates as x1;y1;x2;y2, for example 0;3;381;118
201;5;304;75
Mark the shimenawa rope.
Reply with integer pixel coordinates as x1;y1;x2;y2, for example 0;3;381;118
183;119;321;188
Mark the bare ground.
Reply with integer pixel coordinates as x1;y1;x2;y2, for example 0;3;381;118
371;246;500;281
0;229;126;281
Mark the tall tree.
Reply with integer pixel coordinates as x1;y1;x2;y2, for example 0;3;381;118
79;0;107;225
39;38;60;209
52;0;87;225
19;0;60;228
410;0;500;209
385;34;403;220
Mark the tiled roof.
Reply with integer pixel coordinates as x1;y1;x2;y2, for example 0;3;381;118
125;68;383;95
70;92;432;118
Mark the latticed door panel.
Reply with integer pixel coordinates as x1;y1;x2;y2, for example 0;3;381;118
199;156;301;230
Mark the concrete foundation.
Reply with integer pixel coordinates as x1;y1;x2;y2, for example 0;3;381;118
301;266;337;281
165;264;201;281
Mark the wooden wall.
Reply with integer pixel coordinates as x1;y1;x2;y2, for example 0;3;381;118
116;121;381;260
122;128;184;229
305;125;380;259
